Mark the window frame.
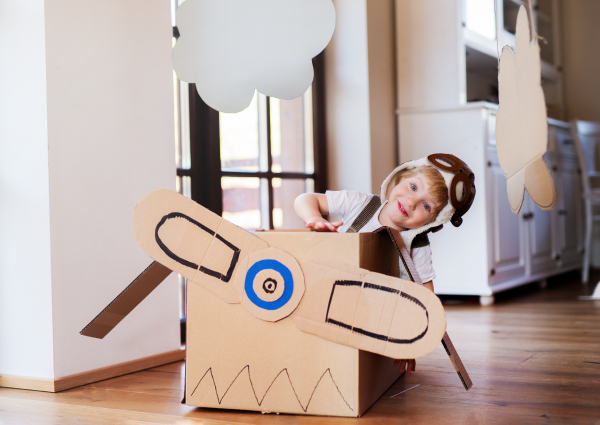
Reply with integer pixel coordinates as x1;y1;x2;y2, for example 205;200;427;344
176;53;327;228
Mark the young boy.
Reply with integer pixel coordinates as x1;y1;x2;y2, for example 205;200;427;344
294;153;476;375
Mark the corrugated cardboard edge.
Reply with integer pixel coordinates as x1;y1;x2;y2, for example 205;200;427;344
80;261;172;339
441;333;473;390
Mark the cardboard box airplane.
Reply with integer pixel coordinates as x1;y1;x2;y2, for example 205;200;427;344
81;189;471;416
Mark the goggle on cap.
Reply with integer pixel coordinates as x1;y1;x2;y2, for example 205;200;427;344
380;153;476;250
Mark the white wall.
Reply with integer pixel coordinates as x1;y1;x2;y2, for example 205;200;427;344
0;0;55;380
0;0;181;381
560;1;600;267
395;0;464;111
561;0;600;123
324;0;372;193
324;0;398;194
44;0;181;378
366;0;397;194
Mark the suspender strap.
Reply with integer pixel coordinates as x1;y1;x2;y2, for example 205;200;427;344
346;194;430;249
346;195;382;233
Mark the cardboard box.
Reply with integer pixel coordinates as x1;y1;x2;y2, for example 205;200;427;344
81;190;465;414
185;230;403;417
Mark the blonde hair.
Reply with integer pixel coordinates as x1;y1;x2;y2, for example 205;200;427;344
387;165;449;218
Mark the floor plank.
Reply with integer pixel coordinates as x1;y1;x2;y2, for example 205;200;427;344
2;271;599;424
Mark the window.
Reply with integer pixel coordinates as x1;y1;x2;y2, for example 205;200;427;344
173;65;326;231
172;2;326;231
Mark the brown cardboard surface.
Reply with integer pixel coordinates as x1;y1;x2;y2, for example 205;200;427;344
496;4;556;213
80;261;172;339
293;260;446;360
186;283;357;416
186;231;404;416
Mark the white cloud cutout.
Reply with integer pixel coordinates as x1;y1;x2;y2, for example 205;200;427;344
496;5;556;213
173;0;336;113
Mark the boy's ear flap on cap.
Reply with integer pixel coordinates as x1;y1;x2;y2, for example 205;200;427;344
430;224;443;233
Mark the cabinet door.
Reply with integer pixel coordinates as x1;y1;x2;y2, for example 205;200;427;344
524;191;557;275
557;160;584;266
487;156;526;285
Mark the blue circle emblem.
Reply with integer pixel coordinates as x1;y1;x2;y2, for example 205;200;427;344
244;259;294;310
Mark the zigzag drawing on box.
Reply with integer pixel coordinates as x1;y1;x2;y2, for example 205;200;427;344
191;366;352;413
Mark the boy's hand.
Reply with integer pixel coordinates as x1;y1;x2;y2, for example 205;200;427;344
305;216;343;232
394;359;416;374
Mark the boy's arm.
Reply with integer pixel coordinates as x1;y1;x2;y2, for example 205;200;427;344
294;193;343;232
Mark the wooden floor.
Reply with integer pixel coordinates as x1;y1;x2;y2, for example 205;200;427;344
2;271;600;424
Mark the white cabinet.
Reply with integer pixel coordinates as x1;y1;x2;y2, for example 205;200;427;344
398;104;583;302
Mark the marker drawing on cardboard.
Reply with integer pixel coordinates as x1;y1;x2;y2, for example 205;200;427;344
172;0;336;113
496;3;556;213
190;365;352;413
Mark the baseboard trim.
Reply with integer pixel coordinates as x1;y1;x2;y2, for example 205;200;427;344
0;349;185;393
0;375;55;392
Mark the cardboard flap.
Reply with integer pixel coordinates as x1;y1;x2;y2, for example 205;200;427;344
80;261;172;339
292;260;446;360
496;4;556;213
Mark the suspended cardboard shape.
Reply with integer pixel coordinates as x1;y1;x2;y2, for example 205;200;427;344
496;4;556;213
172;0;336;113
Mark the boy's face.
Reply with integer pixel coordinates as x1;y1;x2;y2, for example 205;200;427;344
383;174;440;231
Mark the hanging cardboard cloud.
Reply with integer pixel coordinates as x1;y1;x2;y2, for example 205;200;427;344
496;4;556;213
172;0;336;113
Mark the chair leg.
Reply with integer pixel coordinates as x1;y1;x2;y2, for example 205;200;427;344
583;202;593;283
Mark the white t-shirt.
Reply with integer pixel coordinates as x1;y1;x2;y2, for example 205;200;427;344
326;190;436;283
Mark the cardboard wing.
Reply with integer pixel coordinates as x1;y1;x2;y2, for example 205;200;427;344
496;3;556;213
82;189;446;360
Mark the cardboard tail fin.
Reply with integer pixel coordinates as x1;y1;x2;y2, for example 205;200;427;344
80;261;172;339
